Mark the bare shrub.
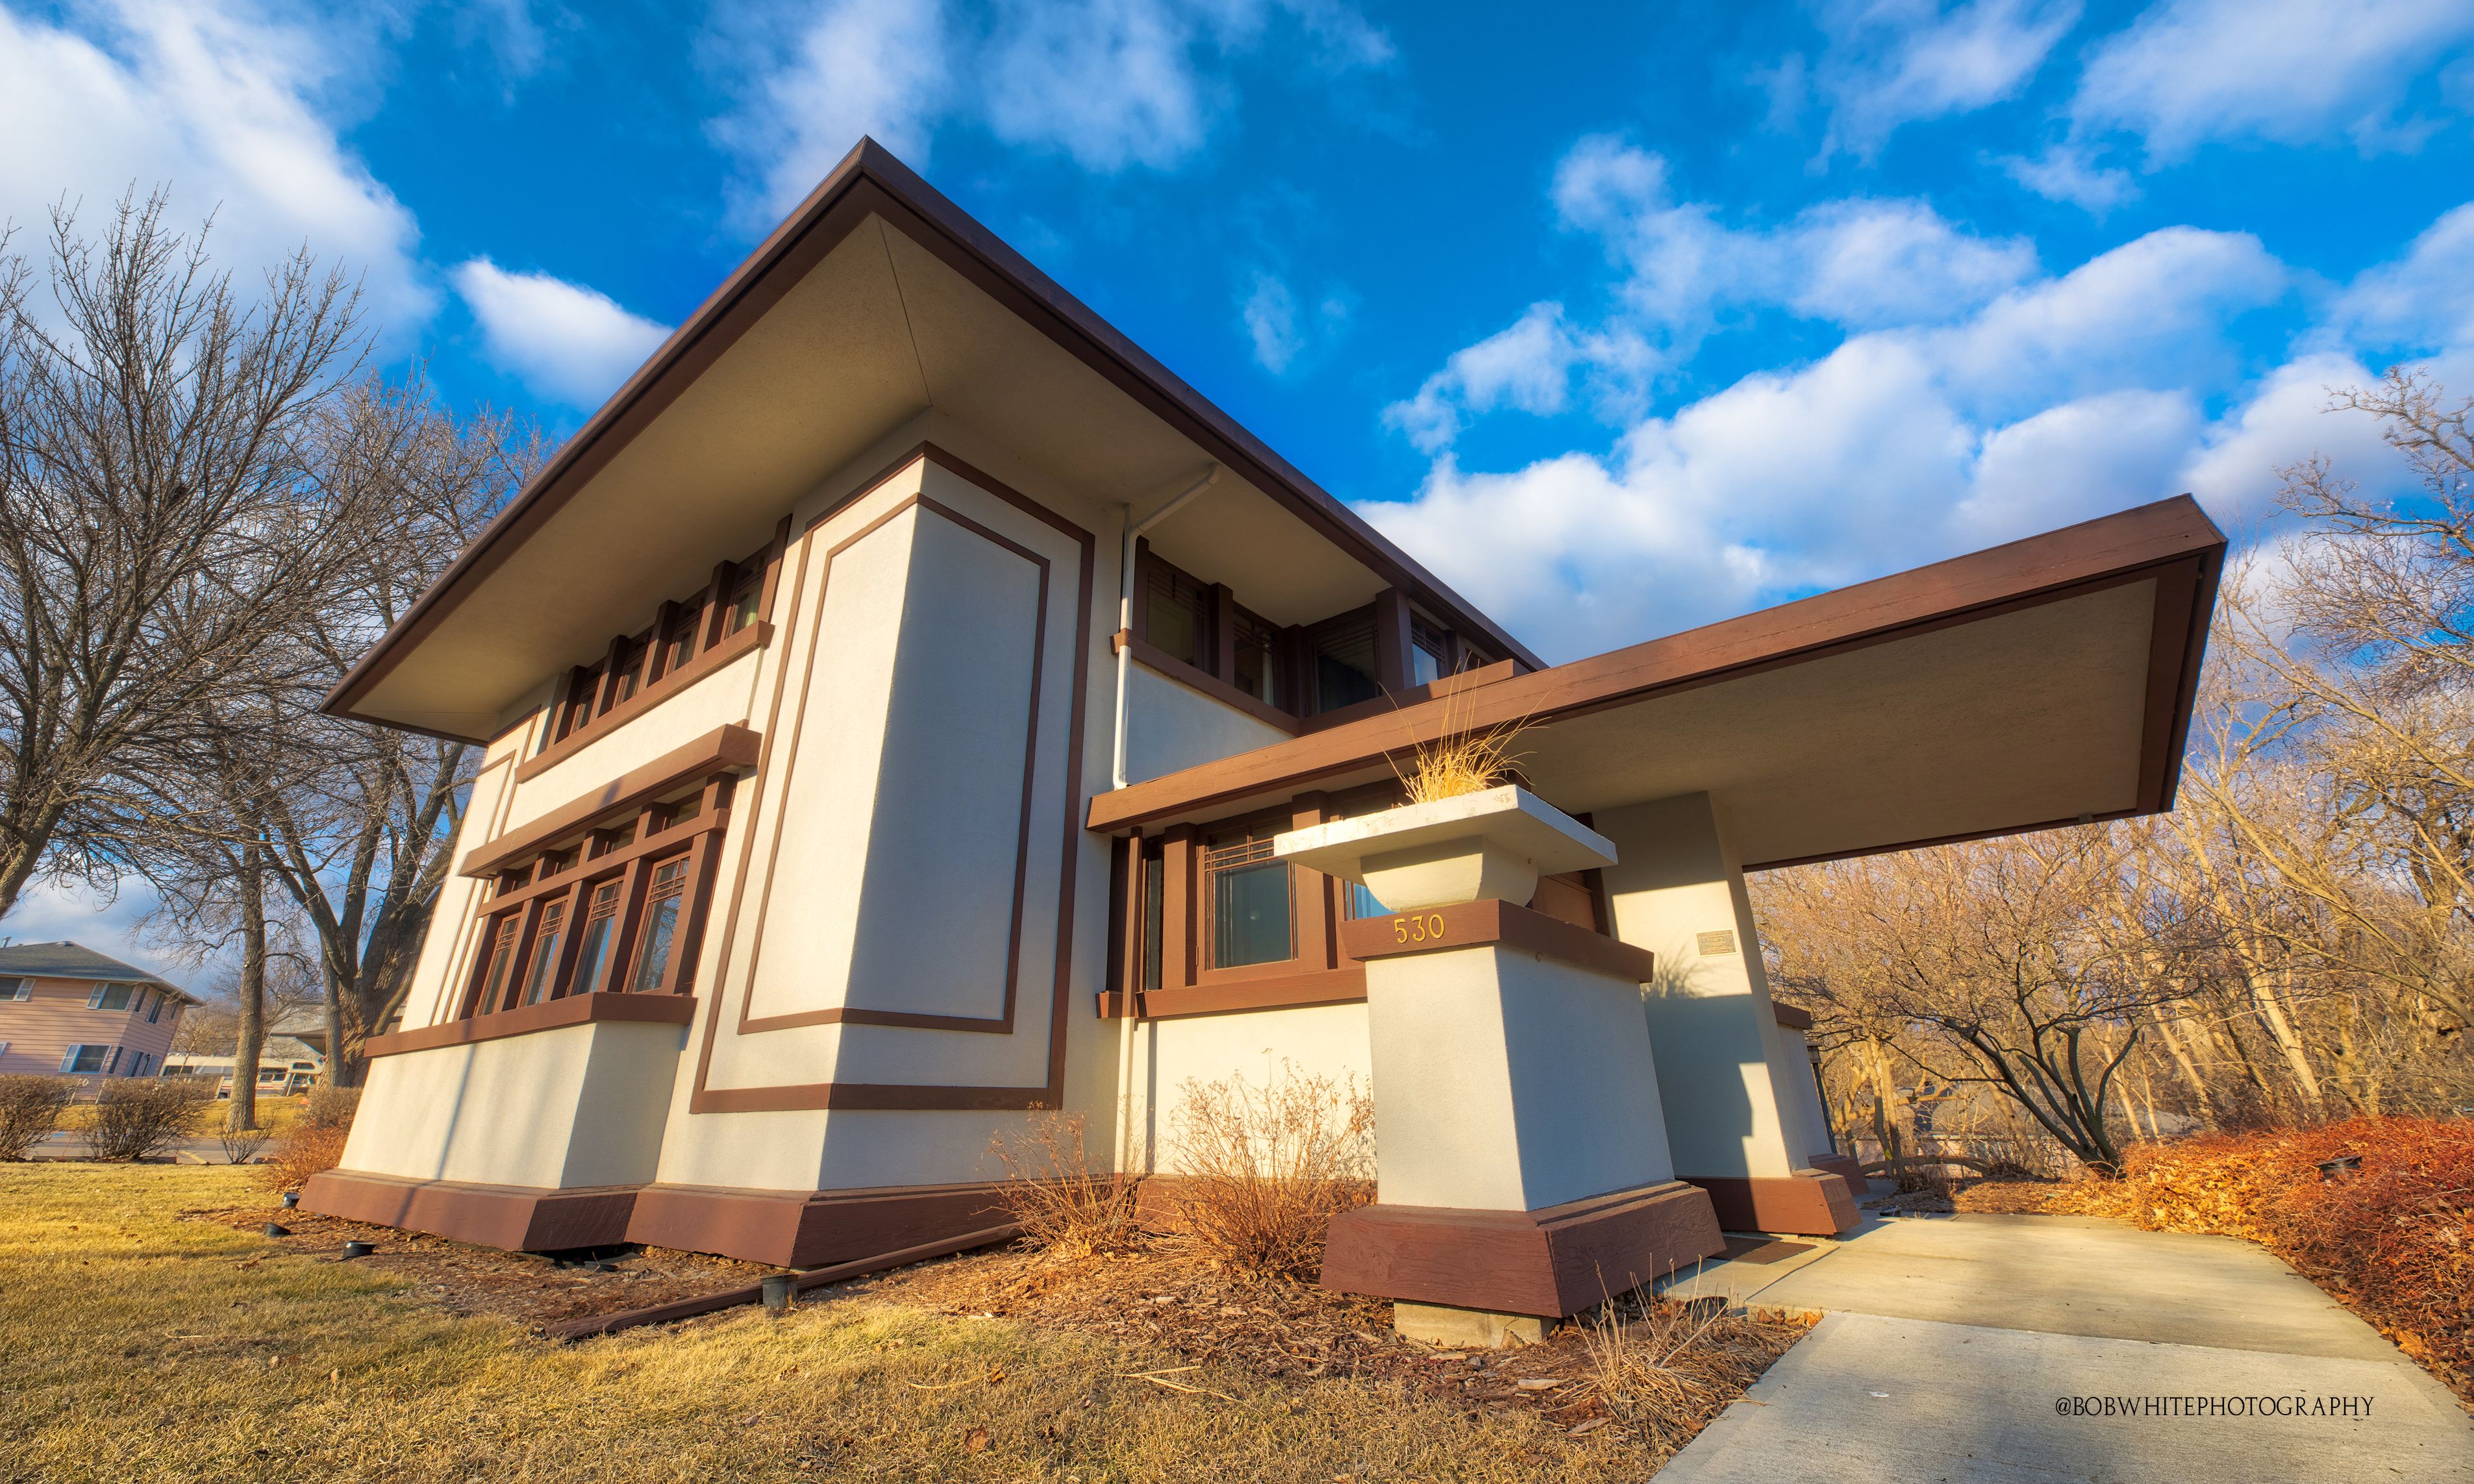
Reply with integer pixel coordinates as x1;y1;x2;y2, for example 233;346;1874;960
255;1120;350;1192
1163;1062;1374;1280
0;1075;77;1161
987;1110;1141;1254
300;1084;360;1130
88;1080;212;1161
216;1113;275;1167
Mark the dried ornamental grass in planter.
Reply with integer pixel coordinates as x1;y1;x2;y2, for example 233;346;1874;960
988;1110;1142;1255
255;1085;360;1191
1162;1062;1375;1280
1392;678;1532;804
0;1075;77;1160
88;1080;213;1161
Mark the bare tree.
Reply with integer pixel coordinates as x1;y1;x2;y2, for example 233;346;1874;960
0;190;368;922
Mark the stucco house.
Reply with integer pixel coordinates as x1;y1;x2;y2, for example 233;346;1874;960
303;140;2221;1331
0;943;195;1089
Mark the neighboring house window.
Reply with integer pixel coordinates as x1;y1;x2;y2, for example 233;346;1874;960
0;977;25;1001
61;1045;106;1074
88;983;137;1011
1203;820;1294;970
629;858;690;993
124;1051;151;1077
146;992;164;1023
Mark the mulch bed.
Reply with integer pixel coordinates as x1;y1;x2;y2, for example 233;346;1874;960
181;1204;779;1329
849;1237;1808;1433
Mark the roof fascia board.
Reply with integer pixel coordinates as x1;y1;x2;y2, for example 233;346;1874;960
326;138;1538;737
1084;495;2229;839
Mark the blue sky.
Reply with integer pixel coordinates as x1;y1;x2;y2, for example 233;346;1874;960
5;0;2474;976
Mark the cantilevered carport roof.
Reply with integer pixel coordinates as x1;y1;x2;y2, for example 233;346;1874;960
326;138;1540;742
1088;497;2225;871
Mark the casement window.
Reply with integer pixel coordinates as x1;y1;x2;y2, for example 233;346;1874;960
1203;820;1295;969
1145;562;1212;670
123;1051;153;1077
1409;615;1453;687
61;1045;106;1074
0;978;26;1002
1116;785;1611;1017
1307;608;1382;713
540;525;788;756
457;773;734;1020
145;992;164;1024
1230;607;1282;707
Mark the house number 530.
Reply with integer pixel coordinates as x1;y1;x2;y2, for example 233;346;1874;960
1392;913;1448;943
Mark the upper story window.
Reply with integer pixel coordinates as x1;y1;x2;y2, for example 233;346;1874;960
540;523;788;757
1147;562;1212;670
1307;608;1382;713
88;982;138;1011
1231;608;1281;707
0;978;26;1002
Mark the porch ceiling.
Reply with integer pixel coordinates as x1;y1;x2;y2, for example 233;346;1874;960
1085;496;2225;871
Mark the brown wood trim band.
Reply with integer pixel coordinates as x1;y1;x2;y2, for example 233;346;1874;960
469;809;731;919
1097;965;1368;1021
1772;1002;1815;1031
1112;630;1303;736
1338;900;1656;984
624;1180;1017;1268
297;1169;642;1252
1679;1170;1861;1237
366;992;697;1058
515;622;771;784
1319;1180;1727;1317
1086;499;2227;837
461;724;760;878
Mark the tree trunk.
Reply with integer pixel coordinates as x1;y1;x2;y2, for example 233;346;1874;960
231;839;268;1132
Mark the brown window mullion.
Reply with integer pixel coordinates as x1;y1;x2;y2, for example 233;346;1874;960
644;600;682;685
540;877;597;1000
1160;824;1195;991
1291;793;1334;970
600;852;660;995
493;898;552;1013
653;779;733;996
699;560;734;650
755;515;792;622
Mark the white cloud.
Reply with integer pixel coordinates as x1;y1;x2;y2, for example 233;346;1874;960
453;257;671;408
2070;0;2474;160
714;0;950;219
2336;201;2474;353
1391;138;2043;451
1812;0;2082;156
1368;224;2312;660
1240;270;1347;375
0;0;431;330
718;0;1392;217
1999;142;2136;212
2;878;203;988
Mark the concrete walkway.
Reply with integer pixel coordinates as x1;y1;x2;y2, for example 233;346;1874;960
1655;1213;2473;1483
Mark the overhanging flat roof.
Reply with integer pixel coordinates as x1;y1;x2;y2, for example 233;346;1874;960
327;138;1540;741
1087;496;2225;871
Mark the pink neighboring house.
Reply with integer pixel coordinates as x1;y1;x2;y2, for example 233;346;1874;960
0;941;195;1089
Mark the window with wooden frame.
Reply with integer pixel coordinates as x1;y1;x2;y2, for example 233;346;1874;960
1307;606;1382;713
1230;606;1282;708
536;521;789;761
456;771;738;1019
1145;558;1212;671
1111;785;1614;1019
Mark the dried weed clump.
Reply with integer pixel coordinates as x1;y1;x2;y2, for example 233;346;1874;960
254;1085;359;1191
1163;1062;1374;1280
0;1075;77;1161
2051;1116;2473;1398
988;1110;1142;1255
1575;1292;1805;1455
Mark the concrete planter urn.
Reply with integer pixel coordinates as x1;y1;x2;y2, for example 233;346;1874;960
1275;785;1726;1346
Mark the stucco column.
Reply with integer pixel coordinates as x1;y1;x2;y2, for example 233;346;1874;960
1278;788;1725;1344
1593;792;1861;1236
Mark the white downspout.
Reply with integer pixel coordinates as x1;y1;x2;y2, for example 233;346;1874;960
1111;464;1220;791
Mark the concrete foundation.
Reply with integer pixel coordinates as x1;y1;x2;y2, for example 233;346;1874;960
1394;1302;1546;1349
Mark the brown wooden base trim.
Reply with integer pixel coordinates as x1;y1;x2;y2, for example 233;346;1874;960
622;1180;1016;1267
366;992;697;1059
299;1169;640;1252
1804;1154;1873;1200
1338;900;1655;984
1097;966;1368;1021
1681;1170;1861;1236
1318;1180;1725;1318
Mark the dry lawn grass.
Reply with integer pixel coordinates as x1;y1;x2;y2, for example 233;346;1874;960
0;1163;1806;1482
